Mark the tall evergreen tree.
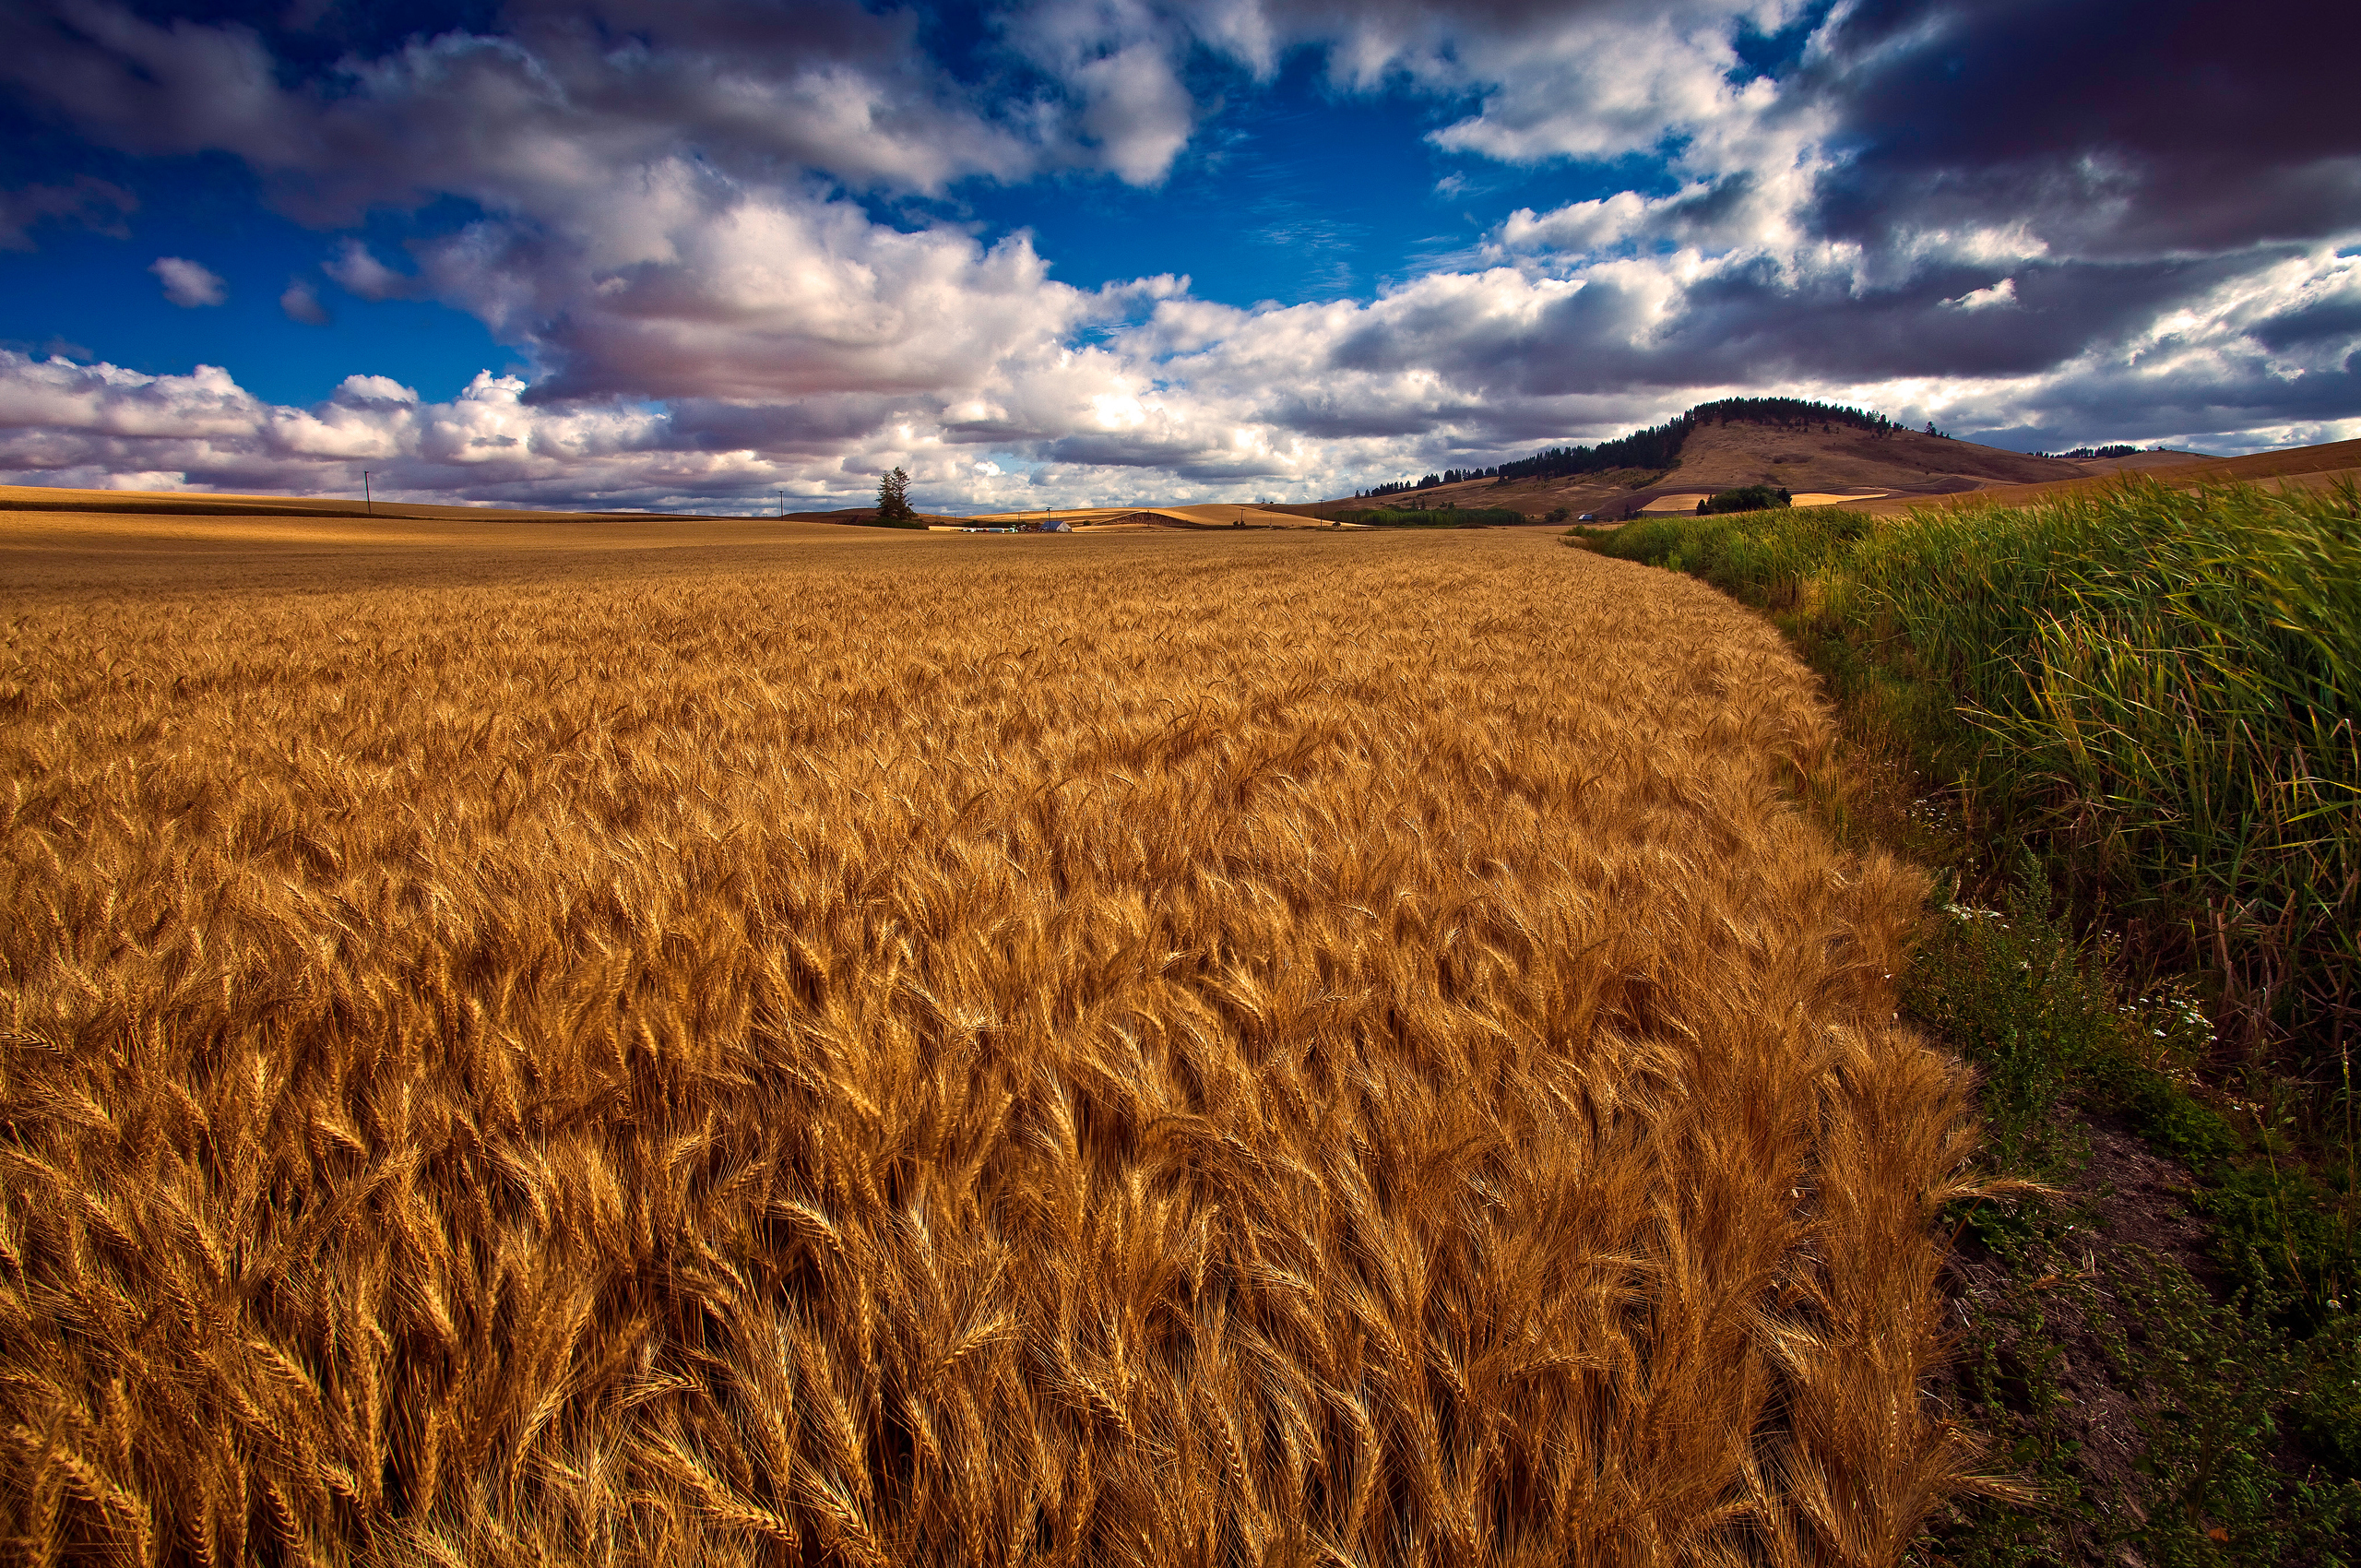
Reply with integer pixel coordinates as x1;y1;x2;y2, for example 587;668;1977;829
876;467;915;522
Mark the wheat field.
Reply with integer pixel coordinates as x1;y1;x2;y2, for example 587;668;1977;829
1;525;1977;1566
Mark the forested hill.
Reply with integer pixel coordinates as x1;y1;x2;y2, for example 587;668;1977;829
1362;398;1914;497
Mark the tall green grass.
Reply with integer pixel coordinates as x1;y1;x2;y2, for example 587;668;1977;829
1592;478;2361;1067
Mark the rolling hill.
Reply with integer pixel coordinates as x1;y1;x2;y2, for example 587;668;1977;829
1310;405;2239;521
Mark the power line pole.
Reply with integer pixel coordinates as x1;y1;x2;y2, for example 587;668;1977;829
777;489;785;518
362;471;373;516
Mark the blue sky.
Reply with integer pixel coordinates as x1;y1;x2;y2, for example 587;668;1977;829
0;0;2350;511
939;49;1680;312
1;32;1669;401
0;172;519;407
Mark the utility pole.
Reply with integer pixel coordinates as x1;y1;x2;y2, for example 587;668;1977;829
777;489;784;518
362;471;373;516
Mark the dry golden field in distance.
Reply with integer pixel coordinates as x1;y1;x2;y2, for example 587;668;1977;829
1842;436;2361;517
0;495;908;595
2;517;1979;1566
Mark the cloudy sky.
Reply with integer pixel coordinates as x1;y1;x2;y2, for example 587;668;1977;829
0;0;2352;512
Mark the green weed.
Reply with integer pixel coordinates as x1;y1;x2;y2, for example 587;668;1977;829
1589;479;2361;1075
1908;873;2361;1565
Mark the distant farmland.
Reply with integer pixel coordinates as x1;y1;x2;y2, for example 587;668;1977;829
2;520;1976;1564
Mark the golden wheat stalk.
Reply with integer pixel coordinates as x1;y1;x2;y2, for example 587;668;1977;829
3;529;1975;1565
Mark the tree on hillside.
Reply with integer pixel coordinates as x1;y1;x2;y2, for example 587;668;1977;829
876;467;916;521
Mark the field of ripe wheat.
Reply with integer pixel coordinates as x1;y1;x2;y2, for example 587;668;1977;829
1;525;1975;1567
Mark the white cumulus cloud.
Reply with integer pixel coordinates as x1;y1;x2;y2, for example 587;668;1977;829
1945;279;2019;311
149;255;226;307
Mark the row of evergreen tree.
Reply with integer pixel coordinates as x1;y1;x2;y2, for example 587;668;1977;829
1361;466;1491;497
1684;397;1896;434
1489;413;1697;485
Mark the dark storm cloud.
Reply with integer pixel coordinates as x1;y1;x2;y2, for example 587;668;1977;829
1974;355;2361;452
936;409;1063;445
1252;396;1457;440
1040;432;1212;469
1812;0;2361;255
1643;253;2273;383
0;175;136;249
1321;278;1644;381
2248;292;2361;355
0;0;1238;224
0;0;1043;224
658;397;901;455
1449;0;2354;425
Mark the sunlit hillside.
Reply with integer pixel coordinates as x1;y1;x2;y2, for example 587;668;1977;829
1307;410;2358;524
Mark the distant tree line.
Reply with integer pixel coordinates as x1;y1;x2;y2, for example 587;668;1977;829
1355;397;1914;497
1363;475;1442;497
1489;415;1695;484
2035;444;2147;459
1360;478;1442;500
1333;505;1526;528
1687;397;1899;435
